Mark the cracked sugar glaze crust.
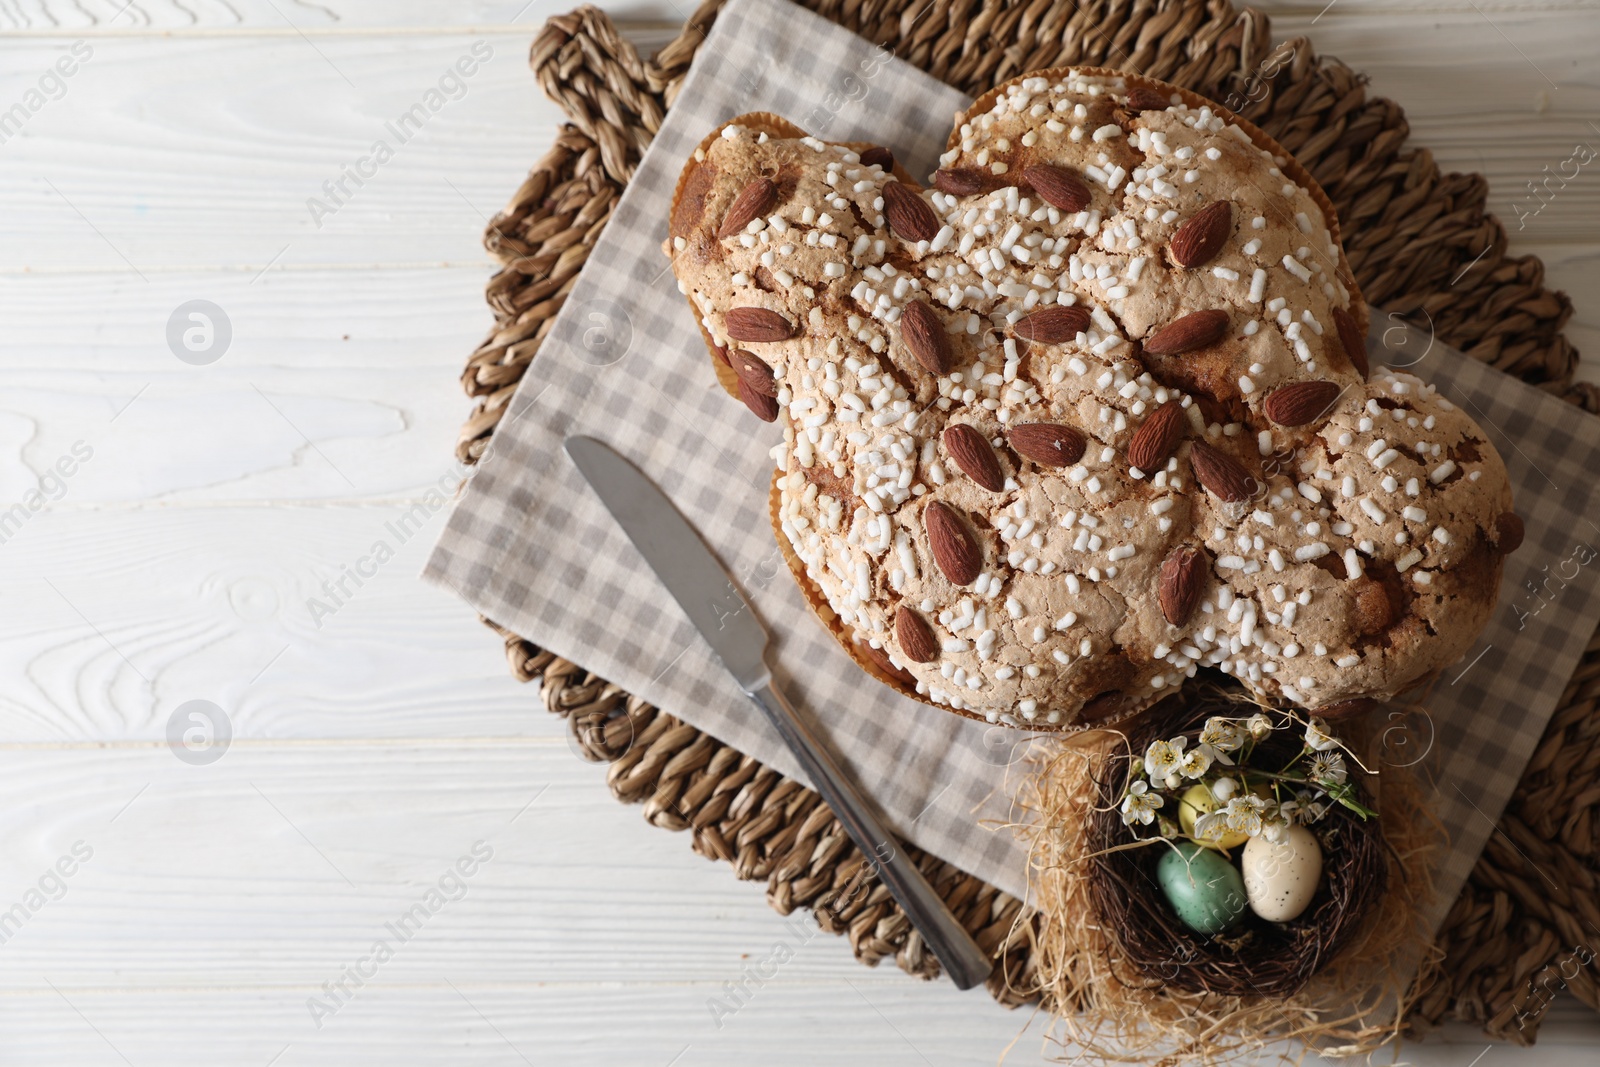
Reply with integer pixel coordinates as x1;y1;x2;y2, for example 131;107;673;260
665;69;1520;730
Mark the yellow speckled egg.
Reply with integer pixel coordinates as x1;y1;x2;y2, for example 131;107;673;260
1241;824;1323;922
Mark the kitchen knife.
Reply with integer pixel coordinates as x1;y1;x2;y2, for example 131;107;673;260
564;435;994;991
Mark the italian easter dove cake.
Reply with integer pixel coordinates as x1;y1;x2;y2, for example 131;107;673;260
664;67;1522;730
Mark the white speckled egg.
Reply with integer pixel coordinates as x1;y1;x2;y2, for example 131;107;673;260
1241;824;1323;922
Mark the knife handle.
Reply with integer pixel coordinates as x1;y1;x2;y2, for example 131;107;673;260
745;680;994;991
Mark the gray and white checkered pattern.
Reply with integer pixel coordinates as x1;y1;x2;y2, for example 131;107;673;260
426;0;1600;926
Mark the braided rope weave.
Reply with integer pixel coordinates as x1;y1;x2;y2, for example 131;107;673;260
456;0;1598;1035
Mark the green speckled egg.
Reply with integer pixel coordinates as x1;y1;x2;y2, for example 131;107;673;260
1157;842;1248;936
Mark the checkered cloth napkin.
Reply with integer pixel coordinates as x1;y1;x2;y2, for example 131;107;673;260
426;0;1600;925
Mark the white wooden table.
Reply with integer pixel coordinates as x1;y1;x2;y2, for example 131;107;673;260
1;1;1595;1062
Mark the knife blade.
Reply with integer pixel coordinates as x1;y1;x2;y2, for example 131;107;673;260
565;435;994;991
564;435;770;691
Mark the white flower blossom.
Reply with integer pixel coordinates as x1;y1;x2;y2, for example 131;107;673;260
1199;717;1246;760
1213;794;1267;837
1120;779;1163;826
1178;744;1214;779
1246;713;1274;740
1282;789;1328;824
1212;777;1239;801
1143;736;1187;780
1310;752;1347;785
1192;809;1227;842
1203;796;1273;844
1304;717;1339;752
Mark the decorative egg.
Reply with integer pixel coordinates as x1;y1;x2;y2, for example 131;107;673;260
1156;842;1248;936
1177;784;1248;849
1241;824;1323;922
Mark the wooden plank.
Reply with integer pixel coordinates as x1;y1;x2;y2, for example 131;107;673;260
0;0;571;32
8;984;1594;1067
0;267;496;503
0;506;548;740
0;982;1049;1066
0;264;492;370
0;366;479;502
1251;0;1600;11
2;0;1597;33
0;743;943;987
0;33;557;270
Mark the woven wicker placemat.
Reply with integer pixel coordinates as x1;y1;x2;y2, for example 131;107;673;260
453;0;1598;1042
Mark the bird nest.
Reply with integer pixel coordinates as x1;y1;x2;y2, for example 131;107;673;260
1081;690;1389;999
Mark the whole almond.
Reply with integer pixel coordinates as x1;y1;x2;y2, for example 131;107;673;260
1126;402;1186;471
859;145;895;170
1354;577;1396;634
1495;512;1525;554
923;502;982;586
711;341;731;367
1143;309;1231;356
899;299;951;374
1159;546;1207;626
1014;305;1091;343
1190;440;1256;502
943;424;1005;491
894;606;939;663
933;168;989;196
1169;200;1232;268
882;181;940;243
1262;380;1342;426
1332;305;1369;378
737;378;778;422
860;638;916;685
1125;87;1172;111
729;349;777;396
716;177;778;238
1009;422;1086;467
1022;164;1091;213
724;306;796;343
